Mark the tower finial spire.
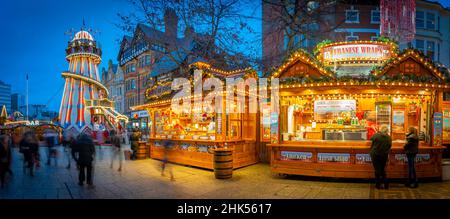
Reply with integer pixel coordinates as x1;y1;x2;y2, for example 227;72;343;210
82;18;86;30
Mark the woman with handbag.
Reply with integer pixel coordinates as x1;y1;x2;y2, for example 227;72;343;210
404;126;419;188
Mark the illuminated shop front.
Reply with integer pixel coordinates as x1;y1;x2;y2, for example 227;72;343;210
131;62;259;169
267;40;448;179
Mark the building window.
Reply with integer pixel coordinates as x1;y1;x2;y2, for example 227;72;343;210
345;6;359;23
126;63;136;73
346;33;358;41
416;11;425;29
426;41;435;60
426;12;436;30
371;7;380;24
131;79;136;90
415;39;425;52
415;39;437;61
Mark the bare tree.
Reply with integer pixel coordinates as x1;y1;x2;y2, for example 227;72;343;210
117;0;260;70
262;0;345;73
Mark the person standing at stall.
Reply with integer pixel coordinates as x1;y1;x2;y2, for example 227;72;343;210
370;125;392;189
130;128;140;160
404;126;419;188
0;135;12;188
72;134;96;187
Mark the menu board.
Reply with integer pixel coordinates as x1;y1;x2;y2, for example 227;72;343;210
314;100;356;120
261;105;271;141
434;112;443;146
443;103;450;142
270;112;279;143
392;110;405;132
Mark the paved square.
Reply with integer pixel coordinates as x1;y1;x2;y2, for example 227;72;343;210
1;146;449;199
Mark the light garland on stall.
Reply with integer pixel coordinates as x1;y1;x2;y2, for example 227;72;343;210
373;49;446;80
271;49;334;79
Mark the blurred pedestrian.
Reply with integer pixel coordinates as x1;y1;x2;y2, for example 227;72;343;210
404;126;419;188
370;125;392;189
0;134;12;188
72;134;95;187
64;133;76;169
110;130;122;171
45;130;58;166
161;140;174;181
19;132;39;176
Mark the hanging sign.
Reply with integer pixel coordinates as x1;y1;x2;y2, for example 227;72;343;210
433;112;443;146
131;110;149;119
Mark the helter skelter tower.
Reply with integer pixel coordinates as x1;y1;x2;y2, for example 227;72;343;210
59;29;127;135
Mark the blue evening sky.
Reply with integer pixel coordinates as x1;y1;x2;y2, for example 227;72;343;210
0;0;262;112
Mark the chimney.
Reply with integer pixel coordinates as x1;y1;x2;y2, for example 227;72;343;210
164;8;178;40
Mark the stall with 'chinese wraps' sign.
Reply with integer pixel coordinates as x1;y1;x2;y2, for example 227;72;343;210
267;40;447;179
131;62;258;169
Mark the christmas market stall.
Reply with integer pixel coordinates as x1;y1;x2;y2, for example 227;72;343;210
131;62;259;169
267;39;448;179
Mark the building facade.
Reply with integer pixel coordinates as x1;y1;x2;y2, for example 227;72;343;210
0;80;11;113
101;60;125;114
262;0;450;73
11;93;25;113
118;9;201;115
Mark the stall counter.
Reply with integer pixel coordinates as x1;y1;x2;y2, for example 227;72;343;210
268;140;444;179
148;138;258;170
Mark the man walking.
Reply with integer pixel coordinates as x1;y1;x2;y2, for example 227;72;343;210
72;134;95;187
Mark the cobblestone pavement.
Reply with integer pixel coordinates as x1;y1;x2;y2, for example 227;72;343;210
1;146;449;199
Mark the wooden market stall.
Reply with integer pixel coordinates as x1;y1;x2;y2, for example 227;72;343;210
267;40;448;179
131;62;259;170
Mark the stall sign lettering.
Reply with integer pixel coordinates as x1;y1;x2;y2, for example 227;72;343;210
26;120;40;126
321;43;392;64
394;154;431;164
317;153;350;163
131;110;149;119
355;154;372;164
280;151;312;162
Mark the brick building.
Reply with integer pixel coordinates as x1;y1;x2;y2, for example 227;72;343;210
262;0;450;74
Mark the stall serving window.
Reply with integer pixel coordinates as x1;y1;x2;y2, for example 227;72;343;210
280;93;426;142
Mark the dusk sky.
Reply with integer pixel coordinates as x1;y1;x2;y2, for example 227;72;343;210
0;0;262;112
0;0;136;112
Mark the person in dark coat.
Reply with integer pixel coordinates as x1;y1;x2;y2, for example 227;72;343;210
370;125;392;189
19;132;39;176
404;126;419;188
0;135;12;188
130;129;141;160
72;134;95;186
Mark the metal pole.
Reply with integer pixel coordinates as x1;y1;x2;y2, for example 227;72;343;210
26;73;29;121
